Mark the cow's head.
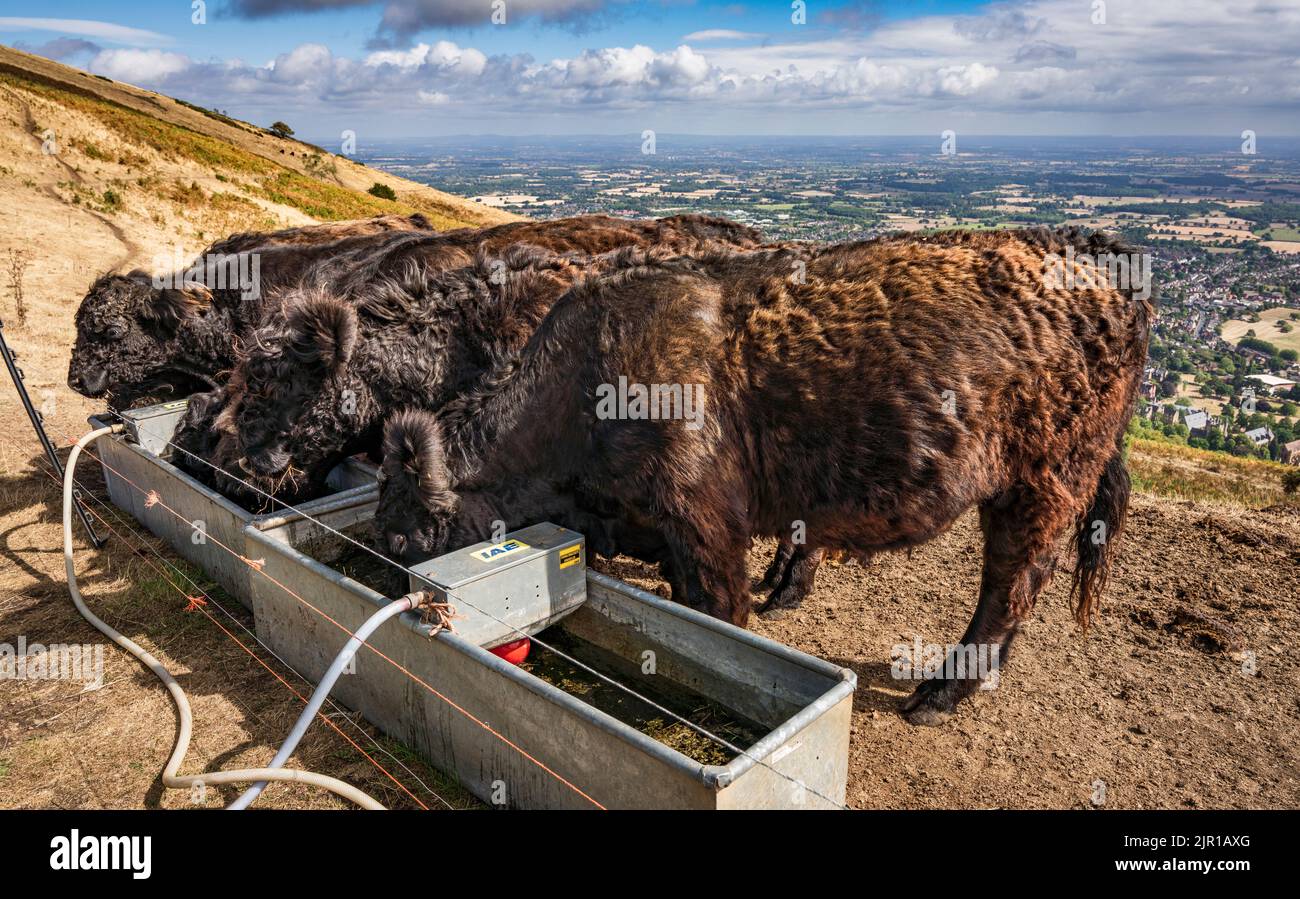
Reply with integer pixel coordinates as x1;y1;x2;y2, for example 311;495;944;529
68;270;213;406
170;387;278;508
227;289;365;494
376;408;458;565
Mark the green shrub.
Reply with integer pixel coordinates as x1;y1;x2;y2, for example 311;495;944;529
1284;469;1300;495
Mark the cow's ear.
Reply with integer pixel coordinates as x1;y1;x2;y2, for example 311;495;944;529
383;409;455;511
287;293;357;372
146;284;212;329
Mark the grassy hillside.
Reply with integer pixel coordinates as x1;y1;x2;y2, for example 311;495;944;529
0;44;516;235
1129;438;1299;508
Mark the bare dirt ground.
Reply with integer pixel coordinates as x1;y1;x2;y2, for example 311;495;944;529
605;506;1300;809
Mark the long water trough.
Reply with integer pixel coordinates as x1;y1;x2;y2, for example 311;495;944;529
86;404;856;809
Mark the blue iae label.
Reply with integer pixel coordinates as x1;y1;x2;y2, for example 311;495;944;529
472;539;530;562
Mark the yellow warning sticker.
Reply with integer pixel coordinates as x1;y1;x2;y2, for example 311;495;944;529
472;539;529;562
558;543;582;569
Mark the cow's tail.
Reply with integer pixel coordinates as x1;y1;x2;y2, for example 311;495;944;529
1069;438;1131;631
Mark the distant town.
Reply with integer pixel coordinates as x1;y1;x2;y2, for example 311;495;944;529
361;135;1300;466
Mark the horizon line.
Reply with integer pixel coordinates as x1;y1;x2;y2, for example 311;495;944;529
324;132;1300;142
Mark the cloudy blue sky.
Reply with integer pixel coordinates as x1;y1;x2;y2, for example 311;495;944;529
2;0;1298;140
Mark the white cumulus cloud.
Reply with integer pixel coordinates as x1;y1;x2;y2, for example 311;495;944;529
91;48;190;82
67;0;1300;132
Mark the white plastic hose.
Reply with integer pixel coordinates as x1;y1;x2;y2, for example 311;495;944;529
64;425;384;810
228;593;417;809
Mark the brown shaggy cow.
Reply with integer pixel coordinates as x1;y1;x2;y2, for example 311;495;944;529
376;227;1153;724
213;216;763;501
200;213;436;257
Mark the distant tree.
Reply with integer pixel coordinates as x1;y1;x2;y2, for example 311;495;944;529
1238;336;1279;356
269;121;294;138
367;182;397;201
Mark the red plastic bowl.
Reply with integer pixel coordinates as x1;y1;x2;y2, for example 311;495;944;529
489;637;531;665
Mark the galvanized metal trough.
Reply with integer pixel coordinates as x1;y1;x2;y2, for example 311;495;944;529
88;413;378;609
87;411;856;810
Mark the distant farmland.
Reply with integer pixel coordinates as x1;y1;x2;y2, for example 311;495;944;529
1220;306;1300;354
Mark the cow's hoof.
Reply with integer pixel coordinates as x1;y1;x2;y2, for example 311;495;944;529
758;584;807;617
755;596;796;619
901;702;952;727
899;682;958;726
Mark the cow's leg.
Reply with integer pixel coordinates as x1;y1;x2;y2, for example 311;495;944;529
656;493;752;625
757;538;795;591
899;487;1071;726
659;553;686;606
757;546;825;615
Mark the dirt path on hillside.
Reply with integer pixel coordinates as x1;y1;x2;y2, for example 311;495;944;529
2;86;143;271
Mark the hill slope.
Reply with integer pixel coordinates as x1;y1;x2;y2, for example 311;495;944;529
0;44;515;236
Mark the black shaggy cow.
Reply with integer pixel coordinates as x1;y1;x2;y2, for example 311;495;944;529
69;210;758;408
169;385;306;509
219;215;765;500
376;227;1153;724
67;215;437;408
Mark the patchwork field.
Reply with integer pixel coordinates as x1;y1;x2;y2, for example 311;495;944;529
1220;306;1300;354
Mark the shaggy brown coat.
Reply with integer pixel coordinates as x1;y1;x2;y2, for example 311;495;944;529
212;216;764;501
377;227;1153;724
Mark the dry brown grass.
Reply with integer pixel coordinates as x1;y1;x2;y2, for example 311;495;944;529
1129;438;1300;509
0;45;517;231
0;436;481;810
